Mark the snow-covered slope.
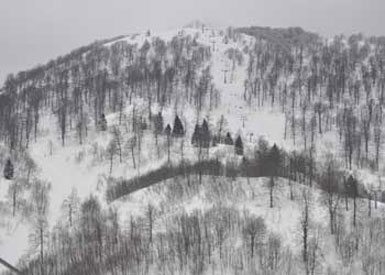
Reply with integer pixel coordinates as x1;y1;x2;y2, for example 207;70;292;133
0;24;385;274
111;175;384;274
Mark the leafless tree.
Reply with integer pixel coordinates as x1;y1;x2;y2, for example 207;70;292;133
243;215;266;257
29;179;51;275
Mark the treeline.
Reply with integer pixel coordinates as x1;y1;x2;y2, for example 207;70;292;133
0;32;214;150
107;136;374;206
106;159;223;202
236;26;320;53
238;27;385;172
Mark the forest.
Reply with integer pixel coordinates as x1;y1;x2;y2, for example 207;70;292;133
1;25;385;275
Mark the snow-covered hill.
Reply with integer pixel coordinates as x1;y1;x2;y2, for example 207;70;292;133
1;24;385;274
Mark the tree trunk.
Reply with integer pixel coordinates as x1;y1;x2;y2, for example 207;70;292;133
353;196;357;227
12;187;16;217
131;146;136;169
270;177;274;208
40;227;44;275
109;154;113;175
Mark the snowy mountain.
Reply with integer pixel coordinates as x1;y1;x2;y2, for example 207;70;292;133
1;24;385;274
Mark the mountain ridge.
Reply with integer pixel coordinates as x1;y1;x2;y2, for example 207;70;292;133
1;23;385;274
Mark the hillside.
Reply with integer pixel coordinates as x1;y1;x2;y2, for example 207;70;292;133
1;24;385;274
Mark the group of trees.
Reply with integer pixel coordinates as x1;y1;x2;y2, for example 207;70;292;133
0;148;51;275
239;27;385;172
4;25;385;274
0;119;379;275
105;129;370;212
105;109;187;173
191;118;244;155
192;119;211;148
17;189;300;275
17;150;384;275
0;32;213;151
0;150;41;219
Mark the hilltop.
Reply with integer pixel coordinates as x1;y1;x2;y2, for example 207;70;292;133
1;24;385;274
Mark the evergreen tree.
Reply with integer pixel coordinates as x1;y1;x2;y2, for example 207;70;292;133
201;119;211;148
191;124;201;146
192;119;210;148
172;115;184;137
224;132;234;145
99;114;107;131
4;159;14;180
154;112;164;135
212;135;219;147
164;124;172;136
235;135;244;155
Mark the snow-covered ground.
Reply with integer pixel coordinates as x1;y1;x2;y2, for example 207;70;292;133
0;24;384;273
111;175;385;274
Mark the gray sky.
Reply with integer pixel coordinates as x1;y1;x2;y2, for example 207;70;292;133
1;0;385;83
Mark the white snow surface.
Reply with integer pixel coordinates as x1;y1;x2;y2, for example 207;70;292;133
0;24;383;272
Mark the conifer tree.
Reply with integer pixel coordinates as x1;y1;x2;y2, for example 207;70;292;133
172;115;184;137
192;120;211;148
164;124;172;136
99;114;108;131
201;119;211;148
224;132;234;145
4;159;14;180
235;135;244;155
154;112;164;135
191;124;201;146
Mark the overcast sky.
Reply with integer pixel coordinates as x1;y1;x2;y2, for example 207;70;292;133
1;0;385;83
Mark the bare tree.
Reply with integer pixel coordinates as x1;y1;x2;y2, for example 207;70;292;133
320;155;341;234
29;179;51;275
61;187;80;227
107;138;118;175
301;189;312;274
127;136;137;169
146;204;156;243
243;215;266;257
343;107;357;170
112;126;123;163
